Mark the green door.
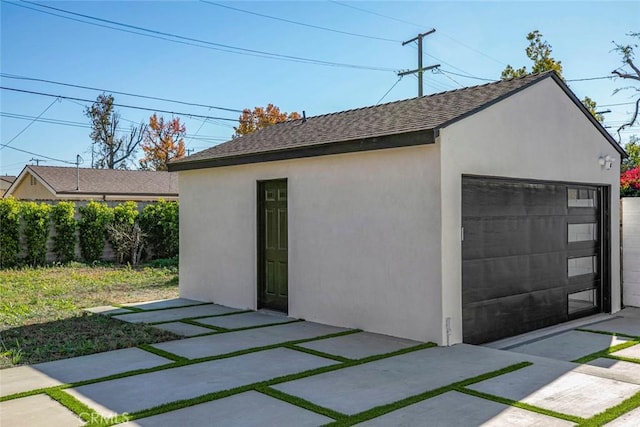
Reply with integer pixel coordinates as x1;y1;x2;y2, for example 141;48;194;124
258;180;288;312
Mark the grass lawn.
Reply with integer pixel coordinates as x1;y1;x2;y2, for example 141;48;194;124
0;261;181;368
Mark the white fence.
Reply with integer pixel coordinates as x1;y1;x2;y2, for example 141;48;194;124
622;197;640;307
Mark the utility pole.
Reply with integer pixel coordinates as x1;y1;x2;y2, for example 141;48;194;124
398;29;439;97
29;158;46;166
186;148;194;156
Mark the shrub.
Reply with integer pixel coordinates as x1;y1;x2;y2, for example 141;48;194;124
140;200;179;259
108;201;144;265
21;202;52;266
621;166;640;197
51;202;77;262
0;197;22;268
78;201;114;262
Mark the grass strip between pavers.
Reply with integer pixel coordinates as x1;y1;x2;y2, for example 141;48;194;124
283;343;353;363
322;362;541;426
137;344;189;362
0;328;361;402
45;388;99;423
85;341;437;426
147;310;253;325
111;301;213;314
183;319;306;338
575;327;639;340
109;305;145;313
572;339;640;364
179;318;227;332
257;386;348;421
603;354;640;364
578;390;640;427
456;387;585;425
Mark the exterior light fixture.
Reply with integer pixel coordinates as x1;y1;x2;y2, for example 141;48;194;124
598;155;615;170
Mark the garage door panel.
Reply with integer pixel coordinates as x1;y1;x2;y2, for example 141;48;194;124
462;181;567;217
463;216;567;260
462;177;604;344
462;287;566;344
463;253;566;304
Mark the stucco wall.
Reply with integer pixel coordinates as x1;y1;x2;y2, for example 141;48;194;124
439;77;622;345
10;173;55;200
179;144;443;342
622;198;640;307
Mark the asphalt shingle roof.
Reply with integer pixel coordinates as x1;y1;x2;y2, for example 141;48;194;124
26;166;178;195
173;72;555;166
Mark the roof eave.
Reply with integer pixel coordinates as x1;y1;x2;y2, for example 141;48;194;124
169;129;436;172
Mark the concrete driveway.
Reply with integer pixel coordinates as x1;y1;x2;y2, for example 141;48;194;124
1;299;639;426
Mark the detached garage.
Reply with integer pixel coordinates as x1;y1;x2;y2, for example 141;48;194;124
169;71;626;346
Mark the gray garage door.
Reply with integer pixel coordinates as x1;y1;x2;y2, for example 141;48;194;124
462;176;609;344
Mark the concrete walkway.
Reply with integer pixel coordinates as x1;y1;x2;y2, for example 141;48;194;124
1;300;639;426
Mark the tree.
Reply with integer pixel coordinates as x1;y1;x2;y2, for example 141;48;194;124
622;135;640;171
502;30;601;121
612;32;640;142
233;104;301;137
85;94;146;169
139;114;186;171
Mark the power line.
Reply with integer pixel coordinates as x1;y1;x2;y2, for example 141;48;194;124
0;73;243;113
435;69;464;88
329;1;424;29
376;77;403;104
1;112;230;141
0;143;76;165
0;86;239;121
1;97;60;149
201;1;401;43
8;0;395;72
567;76;615;82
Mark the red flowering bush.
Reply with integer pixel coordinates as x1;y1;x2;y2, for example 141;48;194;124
621;166;640;197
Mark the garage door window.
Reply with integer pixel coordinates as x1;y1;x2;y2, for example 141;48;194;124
568;289;597;314
568;188;596;207
568;256;597;277
568;223;597;242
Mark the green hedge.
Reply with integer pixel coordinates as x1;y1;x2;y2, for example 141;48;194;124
78;201;115;262
0;197;22;268
140;200;179;259
0;199;179;268
51;202;77;263
21;202;52;266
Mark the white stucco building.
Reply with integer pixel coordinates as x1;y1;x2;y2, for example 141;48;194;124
169;72;626;346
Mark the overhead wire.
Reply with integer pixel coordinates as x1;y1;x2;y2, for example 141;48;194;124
0;73;243;113
7;0;395;72
1;97;61;149
0;143;77;165
0;86;239;121
201;1;401;43
376;77;403;104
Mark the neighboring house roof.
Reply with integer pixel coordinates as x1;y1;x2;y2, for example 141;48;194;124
0;176;16;186
169;71;625;172
4;166;178;199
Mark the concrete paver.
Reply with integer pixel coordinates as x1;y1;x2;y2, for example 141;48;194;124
584;317;640;337
586;358;640;384
507;330;631;361
65;348;337;416
273;344;529;415
119;390;332;427
84;305;135;315
297;331;421;359
112;304;242;324
604;406;640;427
355;391;573;427
612;343;640;359
0;348;170;397
0;394;83;427
151;321;214;337
152;321;347;359
122;298;204;311
196;311;293;329
468;362;640;418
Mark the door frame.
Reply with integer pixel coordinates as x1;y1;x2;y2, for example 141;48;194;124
256;179;288;312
